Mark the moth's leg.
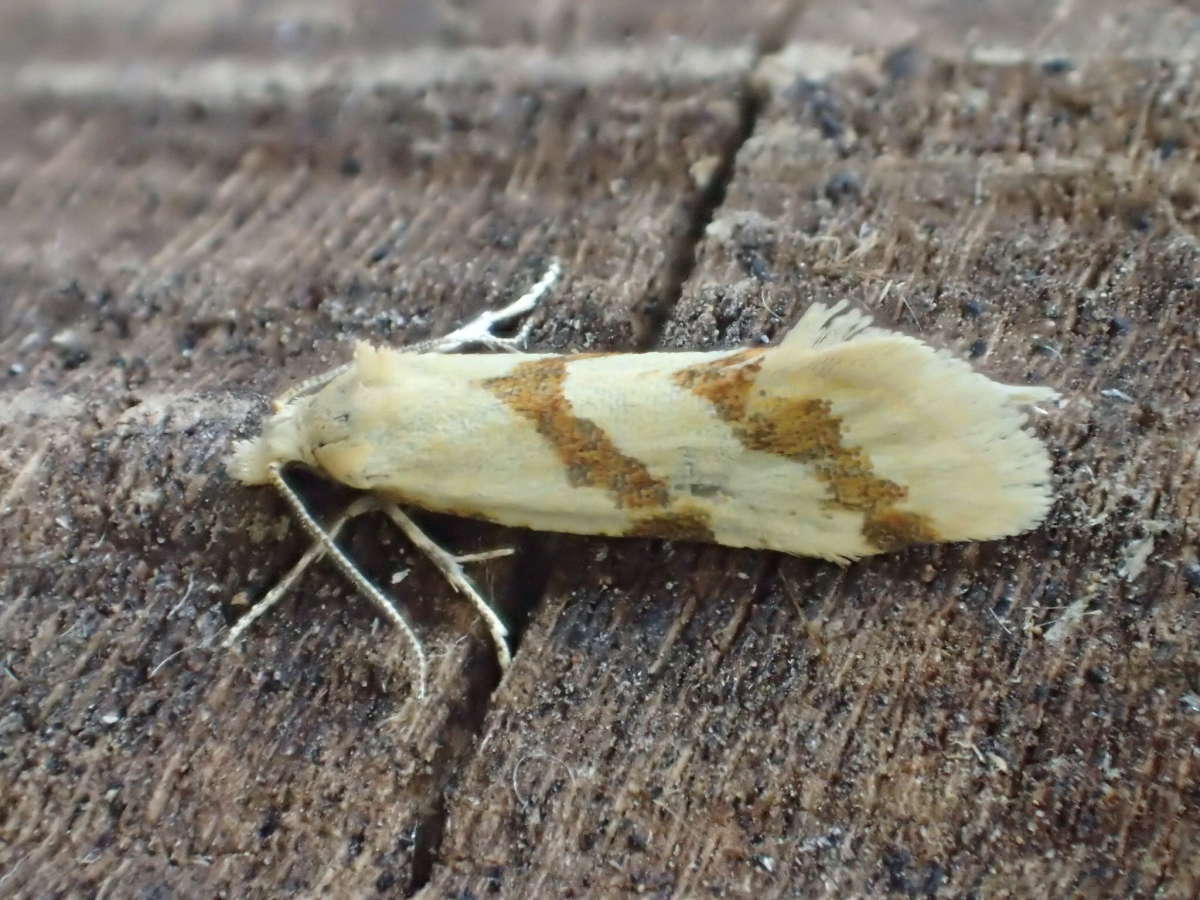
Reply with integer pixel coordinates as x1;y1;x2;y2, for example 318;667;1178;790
453;548;515;564
417;258;561;354
375;499;514;672
223;494;379;649
241;464;431;698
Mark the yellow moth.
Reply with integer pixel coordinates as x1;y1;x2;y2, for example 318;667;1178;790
228;261;1058;696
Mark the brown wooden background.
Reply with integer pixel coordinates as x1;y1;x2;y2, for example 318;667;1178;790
2;1;1198;897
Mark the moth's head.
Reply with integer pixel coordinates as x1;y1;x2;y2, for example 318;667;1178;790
226;400;310;485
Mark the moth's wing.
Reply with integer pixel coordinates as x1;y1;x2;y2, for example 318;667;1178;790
765;303;1059;550
670;302;1057;560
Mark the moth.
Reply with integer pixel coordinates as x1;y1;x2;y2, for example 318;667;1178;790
228;260;1058;696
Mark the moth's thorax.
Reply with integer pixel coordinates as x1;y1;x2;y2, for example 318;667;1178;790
297;349;513;491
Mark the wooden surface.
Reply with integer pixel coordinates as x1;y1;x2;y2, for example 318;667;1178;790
2;2;1198;897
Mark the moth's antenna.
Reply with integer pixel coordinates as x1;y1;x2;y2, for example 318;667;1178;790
271;363;352;410
258;463;429;698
